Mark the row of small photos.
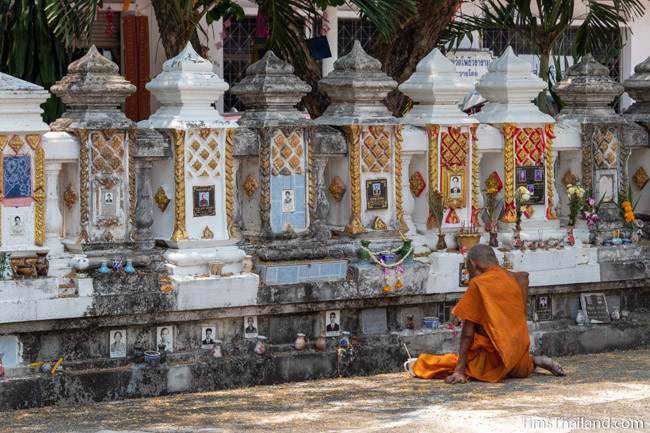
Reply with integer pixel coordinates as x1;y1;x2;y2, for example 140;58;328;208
108;310;343;359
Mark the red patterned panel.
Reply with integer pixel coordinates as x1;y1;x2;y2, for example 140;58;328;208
514;127;545;166
440;127;468;168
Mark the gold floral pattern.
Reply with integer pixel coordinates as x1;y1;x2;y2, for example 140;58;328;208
633;166;649;190
64;184;77;209
361;125;392;173
328;176;347;202
186;129;221;178
593;128;619;169
271;128;304;176
243;175;259;197
154;186;170;212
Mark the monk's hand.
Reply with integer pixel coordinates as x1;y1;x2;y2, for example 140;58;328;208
445;371;469;384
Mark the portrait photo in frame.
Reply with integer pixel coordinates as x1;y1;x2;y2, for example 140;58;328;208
193;185;216;217
595;169;617;203
441;166;466;209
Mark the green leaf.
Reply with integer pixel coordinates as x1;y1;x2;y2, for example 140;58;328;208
45;0;102;49
206;0;245;25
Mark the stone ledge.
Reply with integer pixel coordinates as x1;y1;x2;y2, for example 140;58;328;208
2;321;650;411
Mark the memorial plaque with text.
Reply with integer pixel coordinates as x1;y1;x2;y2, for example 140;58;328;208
580;293;611;323
535;295;553;321
365;178;388;210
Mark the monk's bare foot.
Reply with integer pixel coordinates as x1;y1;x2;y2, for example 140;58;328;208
445;371;469;384
534;355;566;376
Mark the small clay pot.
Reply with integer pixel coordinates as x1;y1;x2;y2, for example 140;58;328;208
241;255;254;273
294;333;306;351
36;252;49;277
209;261;224;276
315;334;327;352
144;350;160;366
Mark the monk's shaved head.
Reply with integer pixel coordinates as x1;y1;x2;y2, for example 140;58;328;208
467;244;498;266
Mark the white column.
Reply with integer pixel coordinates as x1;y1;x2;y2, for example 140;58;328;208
45;161;63;249
321;6;338;76
401;151;416;235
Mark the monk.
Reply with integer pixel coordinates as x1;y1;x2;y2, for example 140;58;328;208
411;244;565;384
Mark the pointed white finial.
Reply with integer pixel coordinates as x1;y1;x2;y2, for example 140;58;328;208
145;42;232;129
399;48;476;125
475;46;553;124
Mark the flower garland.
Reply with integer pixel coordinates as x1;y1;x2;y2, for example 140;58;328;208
358;241;414;293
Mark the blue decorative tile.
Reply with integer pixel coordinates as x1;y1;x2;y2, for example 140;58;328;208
276;266;299;284
3;155;31;199
260;260;348;285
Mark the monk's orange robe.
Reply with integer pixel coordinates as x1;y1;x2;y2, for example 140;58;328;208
413;266;534;382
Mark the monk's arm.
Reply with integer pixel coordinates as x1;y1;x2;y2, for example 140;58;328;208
454;320;476;374
511;271;530;315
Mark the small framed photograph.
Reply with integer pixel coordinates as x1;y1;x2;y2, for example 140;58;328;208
518;169;527;182
325;310;341;337
193;185;216;217
201;325;216;349
458;262;470;287
109;329;127;358
534;168;544;182
282;189;296;213
157;325;174;353
595;170;617;203
244;316;258;338
442;167;466;209
365;178;388;210
9;214;25;236
99;187;117;217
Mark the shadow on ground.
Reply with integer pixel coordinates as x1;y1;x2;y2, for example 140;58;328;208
2;349;650;433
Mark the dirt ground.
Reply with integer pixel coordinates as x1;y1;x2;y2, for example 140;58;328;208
2;349;650;433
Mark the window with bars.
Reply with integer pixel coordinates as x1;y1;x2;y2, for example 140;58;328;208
337;18;377;56
223;17;256;112
481;27;622;82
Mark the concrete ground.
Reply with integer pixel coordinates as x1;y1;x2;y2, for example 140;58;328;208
2;349;650;433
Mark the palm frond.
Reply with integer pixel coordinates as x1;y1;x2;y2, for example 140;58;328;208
45;0;102;49
575;0;644;58
258;0;319;74
350;0;416;39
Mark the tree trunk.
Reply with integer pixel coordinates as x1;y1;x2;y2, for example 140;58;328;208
537;49;553;115
371;0;463;116
150;0;207;59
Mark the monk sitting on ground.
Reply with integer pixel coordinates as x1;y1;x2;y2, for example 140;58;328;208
412;244;565;384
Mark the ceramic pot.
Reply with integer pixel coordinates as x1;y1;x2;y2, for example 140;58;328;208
315;334;327;352
241;255;254;273
70;255;90;275
111;259;123;272
294;333;306;351
488;231;499;248
209;261;224;276
98;261;110;274
456;234;481;251
254;336;267;355
405;315;416;330
435;231;447;251
124;260;136;274
576;309;588;326
36;252;49;277
212;340;223;358
144;350;160;366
